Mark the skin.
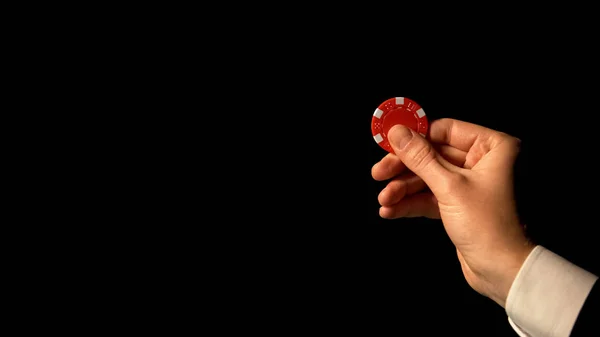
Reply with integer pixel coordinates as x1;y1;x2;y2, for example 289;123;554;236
372;118;535;307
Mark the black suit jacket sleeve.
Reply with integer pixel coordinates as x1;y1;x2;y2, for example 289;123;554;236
570;279;599;336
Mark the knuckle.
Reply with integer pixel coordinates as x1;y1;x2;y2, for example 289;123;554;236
508;135;522;151
410;144;437;172
497;133;522;153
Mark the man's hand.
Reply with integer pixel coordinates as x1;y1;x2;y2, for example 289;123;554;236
372;118;534;307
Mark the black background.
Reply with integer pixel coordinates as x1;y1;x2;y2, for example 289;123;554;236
194;29;600;334
225;62;600;335
33;7;600;336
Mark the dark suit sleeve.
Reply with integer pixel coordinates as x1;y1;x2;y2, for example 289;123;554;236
570;279;599;336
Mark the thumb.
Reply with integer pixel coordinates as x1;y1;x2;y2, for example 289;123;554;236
388;124;451;188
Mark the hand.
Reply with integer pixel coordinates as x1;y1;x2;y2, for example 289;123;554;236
371;118;534;307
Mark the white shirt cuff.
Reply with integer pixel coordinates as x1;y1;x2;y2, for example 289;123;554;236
506;245;598;337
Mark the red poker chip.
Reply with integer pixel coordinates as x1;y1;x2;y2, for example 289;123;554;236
371;97;429;154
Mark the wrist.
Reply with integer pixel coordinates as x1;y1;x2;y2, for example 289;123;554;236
486;241;535;307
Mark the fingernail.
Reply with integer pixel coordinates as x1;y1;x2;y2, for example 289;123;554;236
388;125;413;150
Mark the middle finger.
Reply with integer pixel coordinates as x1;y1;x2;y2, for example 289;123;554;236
378;173;427;206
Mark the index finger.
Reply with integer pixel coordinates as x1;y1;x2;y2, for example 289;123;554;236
371;153;407;181
428;118;506;152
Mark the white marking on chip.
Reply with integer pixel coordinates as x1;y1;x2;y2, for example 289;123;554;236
395;97;405;105
373;133;383;143
419;133;426;137
373;108;383;119
416;108;425;118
